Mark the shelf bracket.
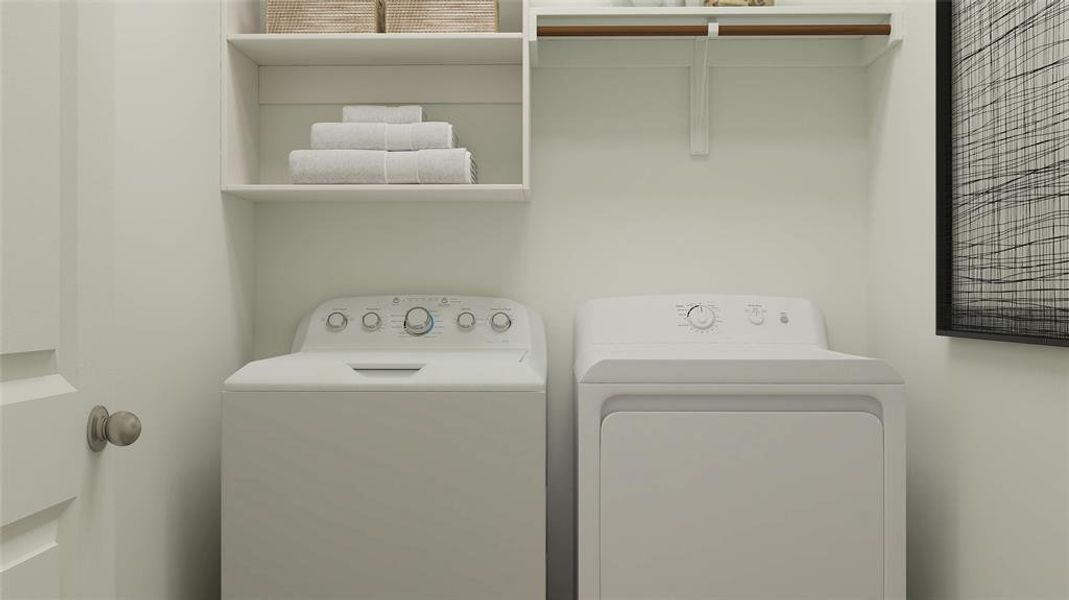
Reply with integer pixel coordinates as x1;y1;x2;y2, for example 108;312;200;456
861;9;905;65
528;8;540;68
689;23;713;156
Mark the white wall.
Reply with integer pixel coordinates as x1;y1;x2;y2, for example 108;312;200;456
110;2;254;598
254;63;871;599
93;2;1069;598
867;2;1069;598
61;1;1068;599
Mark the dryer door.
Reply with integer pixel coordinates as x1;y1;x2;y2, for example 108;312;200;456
600;409;883;600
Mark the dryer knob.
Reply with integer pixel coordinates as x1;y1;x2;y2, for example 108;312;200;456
490;311;512;333
326;311;348;331
404;307;434;336
687;305;716;330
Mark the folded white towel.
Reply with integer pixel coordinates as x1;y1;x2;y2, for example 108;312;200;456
310;122;457;151
289;149;477;184
342;105;423;124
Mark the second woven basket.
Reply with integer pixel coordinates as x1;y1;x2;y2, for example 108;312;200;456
266;0;383;33
384;0;499;33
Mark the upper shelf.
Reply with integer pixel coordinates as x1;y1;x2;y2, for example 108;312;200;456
531;4;900;34
228;33;524;66
529;4;902;68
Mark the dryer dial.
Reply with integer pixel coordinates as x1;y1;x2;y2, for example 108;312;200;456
326;311;349;331
686;305;716;330
404;306;434;336
490;311;512;332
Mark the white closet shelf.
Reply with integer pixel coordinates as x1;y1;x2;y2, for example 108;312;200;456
529;3;902;156
531;5;900;34
529;4;902;67
222;184;529;203
228;33;523;66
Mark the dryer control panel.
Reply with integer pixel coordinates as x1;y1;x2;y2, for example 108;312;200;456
295;295;534;351
577;295;828;347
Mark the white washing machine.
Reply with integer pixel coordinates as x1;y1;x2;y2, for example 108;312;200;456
222;295;545;600
575;295;905;600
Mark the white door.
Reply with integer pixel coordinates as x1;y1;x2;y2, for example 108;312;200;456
599;410;884;600
1;1;124;597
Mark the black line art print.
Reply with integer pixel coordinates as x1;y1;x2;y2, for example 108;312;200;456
939;0;1069;345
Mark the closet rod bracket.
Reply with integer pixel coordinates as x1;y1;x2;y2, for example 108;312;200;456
689;23;713;156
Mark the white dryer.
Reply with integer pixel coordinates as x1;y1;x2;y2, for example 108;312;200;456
222;295;545;600
575;295;905;600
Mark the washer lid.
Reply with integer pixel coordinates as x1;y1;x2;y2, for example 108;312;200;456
575;344;903;385
225;350;545;392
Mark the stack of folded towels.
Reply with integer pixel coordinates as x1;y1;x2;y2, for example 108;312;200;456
289;105;477;185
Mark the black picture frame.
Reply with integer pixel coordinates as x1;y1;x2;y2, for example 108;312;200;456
935;0;1069;348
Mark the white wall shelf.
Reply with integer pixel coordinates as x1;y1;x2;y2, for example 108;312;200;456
528;3;902;155
221;1;902;199
529;4;902;68
530;5;901;35
228;33;523;66
221;0;531;204
222;184;529;203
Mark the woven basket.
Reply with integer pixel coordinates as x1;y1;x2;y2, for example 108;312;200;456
384;0;498;33
266;0;383;33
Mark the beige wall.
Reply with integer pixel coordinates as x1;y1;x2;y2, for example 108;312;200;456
254;64;872;599
867;2;1069;598
110;2;254;598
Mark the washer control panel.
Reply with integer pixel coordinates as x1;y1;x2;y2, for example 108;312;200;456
297;295;531;350
580;295;827;347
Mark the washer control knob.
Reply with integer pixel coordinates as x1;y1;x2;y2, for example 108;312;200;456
361;311;382;331
326;311;348;331
404;307;434;336
490;311;512;333
456;311;476;331
687;305;716;330
748;308;765;326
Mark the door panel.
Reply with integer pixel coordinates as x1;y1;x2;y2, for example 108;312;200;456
0;498;71;599
0;0;61;355
1;385;79;525
600;410;884;600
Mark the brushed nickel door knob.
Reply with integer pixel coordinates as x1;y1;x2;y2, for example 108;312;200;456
87;405;142;451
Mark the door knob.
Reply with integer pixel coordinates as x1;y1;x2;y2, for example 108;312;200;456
87;405;142;452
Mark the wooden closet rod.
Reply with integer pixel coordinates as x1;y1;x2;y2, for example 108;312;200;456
537;23;892;37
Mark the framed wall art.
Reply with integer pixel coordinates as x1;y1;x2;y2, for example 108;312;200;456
937;0;1069;346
